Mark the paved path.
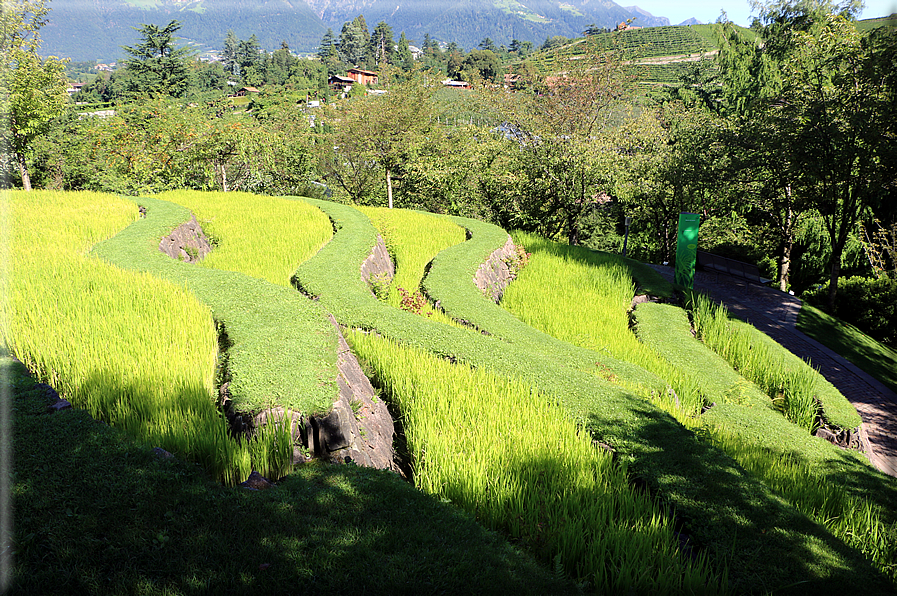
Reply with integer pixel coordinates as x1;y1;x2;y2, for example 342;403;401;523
650;265;897;477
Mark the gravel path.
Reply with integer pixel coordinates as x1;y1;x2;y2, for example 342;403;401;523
650;265;897;477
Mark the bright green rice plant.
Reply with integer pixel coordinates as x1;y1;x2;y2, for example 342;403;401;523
347;329;724;593
1;190;251;485
358;206;465;327
705;425;897;582
502;231;706;417
158;190;333;287
688;292;860;432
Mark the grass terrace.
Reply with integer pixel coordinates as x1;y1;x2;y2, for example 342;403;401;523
158;190;333;287
8;193;897;593
796;303;897;395
8;353;575;595
1;190;254;484
295;202;896;593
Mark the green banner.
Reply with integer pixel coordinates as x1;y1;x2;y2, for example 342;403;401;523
674;213;700;289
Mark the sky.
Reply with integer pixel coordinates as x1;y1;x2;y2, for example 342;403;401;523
630;0;897;27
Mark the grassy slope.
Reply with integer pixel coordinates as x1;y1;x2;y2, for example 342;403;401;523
157;190;333;287
92;196;338;415
797;303;897;396
295;202;894;594
7;353;575;596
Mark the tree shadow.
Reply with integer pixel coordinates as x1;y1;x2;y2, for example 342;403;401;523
7;359;574;596
584;403;895;595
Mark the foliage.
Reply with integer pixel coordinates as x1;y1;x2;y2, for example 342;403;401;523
715;6;897;307
321;71;435;207
802;276;897;348
0;0;67;190
485;37;632;245
121;20;193;99
30;97;320;195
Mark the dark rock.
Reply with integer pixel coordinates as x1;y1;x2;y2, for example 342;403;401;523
318;407;350;452
240;471;274;490
815;427;837;443
47;398;71;412
152;447;174;459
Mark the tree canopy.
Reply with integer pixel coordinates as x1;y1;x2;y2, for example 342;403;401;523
121;20;192;98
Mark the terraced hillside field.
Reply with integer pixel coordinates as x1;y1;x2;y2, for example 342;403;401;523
5;190;897;595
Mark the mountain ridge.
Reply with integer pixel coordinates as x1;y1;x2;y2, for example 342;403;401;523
40;0;679;61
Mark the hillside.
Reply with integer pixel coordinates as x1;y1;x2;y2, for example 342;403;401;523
40;0;675;61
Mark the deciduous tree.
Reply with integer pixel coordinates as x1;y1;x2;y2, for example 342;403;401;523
0;0;68;190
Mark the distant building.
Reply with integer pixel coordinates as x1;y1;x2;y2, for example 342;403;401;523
328;74;355;90
66;82;85;95
234;86;260;96
347;68;378;86
442;79;471;90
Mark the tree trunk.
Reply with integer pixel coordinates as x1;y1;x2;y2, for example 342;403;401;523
779;200;794;292
219;163;229;193
387;168;393;209
16;151;32;191
827;246;843;311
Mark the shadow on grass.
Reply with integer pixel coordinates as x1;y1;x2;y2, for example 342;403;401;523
585;403;896;596
7;358;574;596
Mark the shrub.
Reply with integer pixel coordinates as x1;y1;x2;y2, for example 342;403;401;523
803;276;897;348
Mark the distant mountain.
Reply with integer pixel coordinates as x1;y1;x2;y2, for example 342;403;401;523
622;5;671;26
677;17;703;26
40;0;674;61
42;0;327;62
307;0;673;48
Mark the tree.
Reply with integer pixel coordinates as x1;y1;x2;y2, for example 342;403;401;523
318;28;342;75
460;50;501;83
395;32;414;71
478;37;497;52
322;72;434;207
369;21;394;65
121;20;192;98
222;30;239;77
0;0;68;190
235;34;263;86
339;15;369;67
487;39;631;244
716;2;897;303
267;41;297;86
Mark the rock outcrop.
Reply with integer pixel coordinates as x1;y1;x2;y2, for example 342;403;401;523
158;215;211;263
229;318;398;473
474;236;519;303
361;234;394;296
